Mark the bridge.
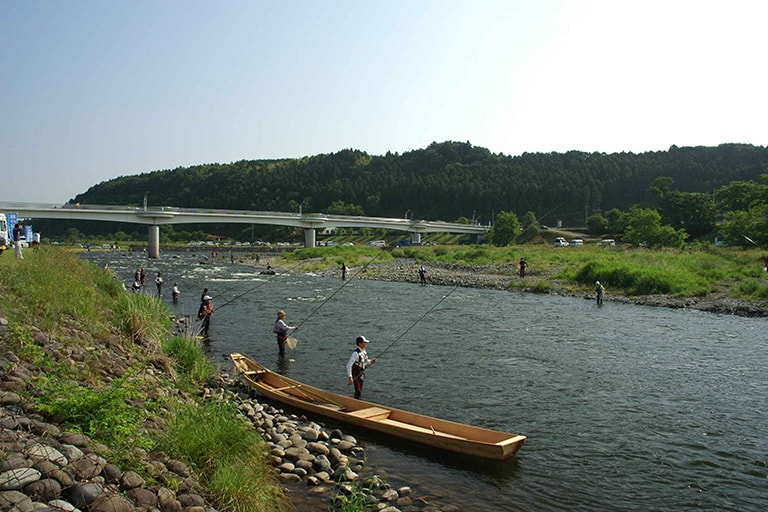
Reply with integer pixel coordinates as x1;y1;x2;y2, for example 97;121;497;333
0;202;489;258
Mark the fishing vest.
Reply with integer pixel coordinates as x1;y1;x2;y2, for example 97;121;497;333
352;347;369;373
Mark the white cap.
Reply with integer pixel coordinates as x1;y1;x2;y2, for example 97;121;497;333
356;335;370;344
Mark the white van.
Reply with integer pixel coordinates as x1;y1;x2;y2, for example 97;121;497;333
569;239;584;247
553;237;569;247
0;213;7;253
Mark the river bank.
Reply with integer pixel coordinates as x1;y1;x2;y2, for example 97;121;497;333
267;257;767;318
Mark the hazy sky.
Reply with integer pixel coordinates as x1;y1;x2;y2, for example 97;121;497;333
2;0;766;204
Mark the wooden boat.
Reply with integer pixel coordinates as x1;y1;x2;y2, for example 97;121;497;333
230;353;526;460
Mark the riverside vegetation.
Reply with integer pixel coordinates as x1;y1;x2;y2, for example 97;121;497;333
0;247;455;512
0;247;286;512
278;243;768;316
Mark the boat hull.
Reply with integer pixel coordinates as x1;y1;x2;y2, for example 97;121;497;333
230;353;525;460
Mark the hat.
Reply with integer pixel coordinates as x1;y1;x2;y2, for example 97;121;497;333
203;295;212;301
356;335;370;345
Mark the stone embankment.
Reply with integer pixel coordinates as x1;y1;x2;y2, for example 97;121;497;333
219;376;460;511
0;312;456;512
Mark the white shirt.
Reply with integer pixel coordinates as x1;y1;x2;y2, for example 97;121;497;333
347;347;370;378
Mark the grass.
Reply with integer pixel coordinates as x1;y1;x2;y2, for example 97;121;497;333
0;246;284;511
155;400;285;512
276;242;768;300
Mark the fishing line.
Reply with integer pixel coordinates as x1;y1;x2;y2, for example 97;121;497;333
295;249;387;329
375;285;459;359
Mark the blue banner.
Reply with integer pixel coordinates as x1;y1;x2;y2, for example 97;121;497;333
5;213;18;241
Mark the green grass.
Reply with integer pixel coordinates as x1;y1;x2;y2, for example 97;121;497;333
0;246;122;333
155;400;285;512
280;242;768;299
0;246;284;511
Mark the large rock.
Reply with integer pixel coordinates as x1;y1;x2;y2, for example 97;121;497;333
23;478;61;502
62;482;104;509
0;468;41;490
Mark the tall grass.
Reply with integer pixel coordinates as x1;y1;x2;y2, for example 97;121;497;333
155;400;285;512
162;334;217;391
115;292;173;348
1;246;284;511
0;246;122;333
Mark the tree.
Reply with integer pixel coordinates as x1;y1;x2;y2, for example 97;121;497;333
587;214;609;235
487;211;520;246
518;211;541;242
325;201;364;216
622;207;687;248
663;191;717;238
718;205;768;247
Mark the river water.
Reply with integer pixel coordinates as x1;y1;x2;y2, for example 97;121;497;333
82;251;768;511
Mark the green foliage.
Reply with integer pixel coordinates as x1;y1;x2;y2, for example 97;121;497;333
574;255;714;296
155;400;283;512
488;211;520;246
0;247;122;333
34;374;153;453
734;279;768;300
33;142;768;241
623;207;688;248
587;213;610;235
162;335;217;390
326;200;364;216
115;292;172;348
719;204;768;247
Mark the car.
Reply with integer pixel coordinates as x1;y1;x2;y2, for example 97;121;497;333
366;240;386;247
554;237;569;247
569;239;584;247
597;239;616;247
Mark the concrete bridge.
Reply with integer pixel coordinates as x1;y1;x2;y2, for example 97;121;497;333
0;202;489;258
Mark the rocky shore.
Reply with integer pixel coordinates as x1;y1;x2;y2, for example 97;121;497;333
311;259;767;318
0;315;452;512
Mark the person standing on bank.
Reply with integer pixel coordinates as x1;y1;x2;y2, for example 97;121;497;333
347;335;378;399
518;258;527;278
273;310;298;356
13;223;24;260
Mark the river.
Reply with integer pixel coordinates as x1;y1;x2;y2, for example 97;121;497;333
82;251;768;511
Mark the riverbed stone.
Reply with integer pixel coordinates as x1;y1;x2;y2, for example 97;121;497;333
0;490;33;512
127;487;158;508
68;452;106;480
27;443;68;466
90;492;135;512
119;470;145;490
23;477;60;502
62;482;103;509
0;468;41;490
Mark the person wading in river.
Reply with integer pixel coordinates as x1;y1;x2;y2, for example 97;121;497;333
347;335;378;399
273;310;298;357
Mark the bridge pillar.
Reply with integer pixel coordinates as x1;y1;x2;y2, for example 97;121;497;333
148;225;160;258
303;228;316;248
410;232;422;244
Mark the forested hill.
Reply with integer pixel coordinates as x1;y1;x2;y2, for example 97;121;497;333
73;142;767;227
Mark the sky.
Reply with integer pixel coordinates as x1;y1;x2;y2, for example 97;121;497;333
2;0;766;204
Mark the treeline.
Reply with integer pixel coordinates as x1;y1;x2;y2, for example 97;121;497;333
34;141;768;245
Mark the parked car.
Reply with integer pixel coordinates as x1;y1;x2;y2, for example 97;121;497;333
554;237;569;247
569;239;584;247
597;239;616;247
